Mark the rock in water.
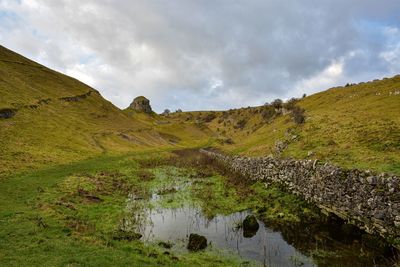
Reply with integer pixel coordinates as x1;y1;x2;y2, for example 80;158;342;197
129;96;153;113
187;233;207;251
242;215;259;238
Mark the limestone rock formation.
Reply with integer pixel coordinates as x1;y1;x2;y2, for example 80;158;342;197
129;96;152;113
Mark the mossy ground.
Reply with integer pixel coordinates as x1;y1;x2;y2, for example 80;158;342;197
0;148;325;266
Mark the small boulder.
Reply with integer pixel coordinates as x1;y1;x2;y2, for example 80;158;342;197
187;233;207;251
242;215;259;238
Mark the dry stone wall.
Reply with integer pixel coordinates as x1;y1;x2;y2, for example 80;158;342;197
200;149;400;245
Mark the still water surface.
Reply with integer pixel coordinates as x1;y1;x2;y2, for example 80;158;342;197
139;206;315;266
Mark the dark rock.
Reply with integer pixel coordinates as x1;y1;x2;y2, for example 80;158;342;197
129;96;153;113
0;108;17;119
242;215;259;238
187;233;207;251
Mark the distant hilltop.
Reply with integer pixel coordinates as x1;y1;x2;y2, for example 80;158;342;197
128;96;153;113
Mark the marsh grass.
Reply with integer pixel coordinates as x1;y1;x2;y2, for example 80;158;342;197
0;152;248;267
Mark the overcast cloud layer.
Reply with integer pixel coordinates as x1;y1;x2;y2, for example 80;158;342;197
1;0;400;112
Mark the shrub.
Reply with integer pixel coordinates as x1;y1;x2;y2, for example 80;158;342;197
261;105;276;121
202;113;217;122
235;119;247;129
271;99;283;109
292;106;305;124
283;98;298;110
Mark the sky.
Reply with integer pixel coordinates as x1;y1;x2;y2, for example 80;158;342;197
1;0;400;112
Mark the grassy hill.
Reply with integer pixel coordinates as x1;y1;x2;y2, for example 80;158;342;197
168;76;400;174
1;44;398;175
0;46;212;176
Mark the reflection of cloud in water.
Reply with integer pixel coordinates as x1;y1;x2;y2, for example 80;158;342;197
123;198;315;267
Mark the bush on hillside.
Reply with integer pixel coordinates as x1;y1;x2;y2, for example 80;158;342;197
292;106;305;124
283;98;298;110
261;105;276;122
235;119;247;129
271;99;283;109
202;113;217;123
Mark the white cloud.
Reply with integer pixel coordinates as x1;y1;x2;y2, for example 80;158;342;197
380;26;400;74
66;64;96;86
292;59;345;97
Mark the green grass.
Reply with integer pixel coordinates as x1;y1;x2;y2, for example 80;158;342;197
0;152;253;266
0;144;396;266
169;75;400;174
0;45;214;176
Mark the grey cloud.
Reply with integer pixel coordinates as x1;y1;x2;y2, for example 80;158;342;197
1;0;400;111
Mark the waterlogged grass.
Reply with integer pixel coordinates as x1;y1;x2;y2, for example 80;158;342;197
1;149;395;266
0;152;251;267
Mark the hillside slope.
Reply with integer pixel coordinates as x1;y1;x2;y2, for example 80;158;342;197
0;46;197;175
168;76;400;174
1;45;399;175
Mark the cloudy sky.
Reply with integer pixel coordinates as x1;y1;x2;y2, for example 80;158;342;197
1;0;400;112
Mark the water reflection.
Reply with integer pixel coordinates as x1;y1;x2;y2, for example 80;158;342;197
121;185;397;266
129;203;315;267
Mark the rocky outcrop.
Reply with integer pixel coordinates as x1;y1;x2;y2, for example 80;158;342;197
129;96;152;113
200;149;400;246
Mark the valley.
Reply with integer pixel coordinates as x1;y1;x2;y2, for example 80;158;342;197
0;45;399;266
